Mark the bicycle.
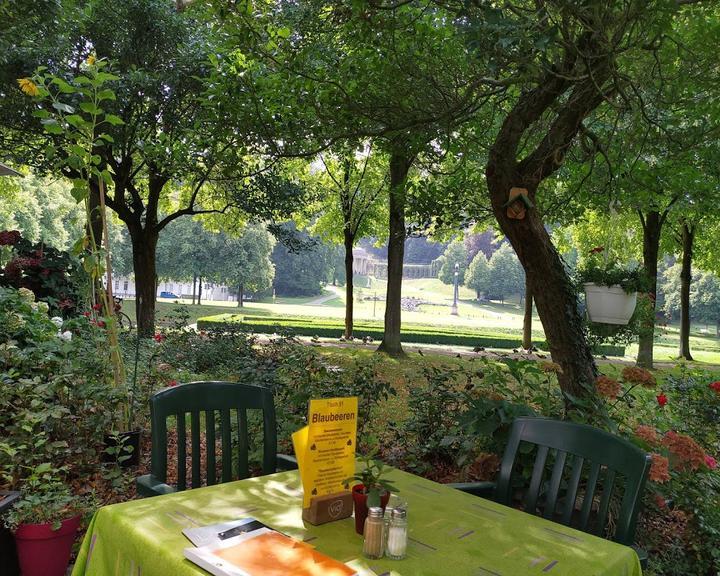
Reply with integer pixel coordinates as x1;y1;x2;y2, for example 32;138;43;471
113;296;134;332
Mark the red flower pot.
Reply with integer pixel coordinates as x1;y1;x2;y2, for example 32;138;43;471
351;484;390;535
14;515;81;576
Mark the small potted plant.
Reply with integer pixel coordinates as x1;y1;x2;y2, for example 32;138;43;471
3;469;87;576
346;455;396;535
577;247;649;325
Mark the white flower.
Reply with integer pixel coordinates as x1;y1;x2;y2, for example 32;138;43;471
17;287;35;302
59;331;73;341
36;301;49;314
50;317;64;329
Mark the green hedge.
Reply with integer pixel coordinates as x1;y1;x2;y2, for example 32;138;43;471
197;314;626;357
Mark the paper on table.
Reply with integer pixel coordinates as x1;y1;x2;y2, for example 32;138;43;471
182;518;271;548
184;528;358;576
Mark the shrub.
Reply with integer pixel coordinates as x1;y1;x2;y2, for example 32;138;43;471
0;286;120;494
0;230;87;316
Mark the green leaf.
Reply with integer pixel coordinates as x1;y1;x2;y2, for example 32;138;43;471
80;102;102;115
65;114;86;128
51;77;75;94
32;109;51;119
69;144;87;157
52;102;75;114
97;89;116;101
70;182;88;202
95;72;120;83
104;114;124;126
42;122;64;135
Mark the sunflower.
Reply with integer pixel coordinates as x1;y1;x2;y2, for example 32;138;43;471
17;77;40;97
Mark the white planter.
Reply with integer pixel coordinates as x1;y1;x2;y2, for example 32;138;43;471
583;283;637;325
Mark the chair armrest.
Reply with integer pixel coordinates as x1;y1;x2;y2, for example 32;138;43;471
631;545;648;569
136;474;176;497
276;454;298;471
448;481;496;498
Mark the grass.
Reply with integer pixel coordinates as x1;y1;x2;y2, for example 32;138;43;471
124;278;720;365
197;312;626;356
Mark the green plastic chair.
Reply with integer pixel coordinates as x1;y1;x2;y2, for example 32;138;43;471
452;417;651;558
137;381;296;497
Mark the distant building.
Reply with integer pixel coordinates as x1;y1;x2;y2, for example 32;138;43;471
110;276;234;301
351;248;440;279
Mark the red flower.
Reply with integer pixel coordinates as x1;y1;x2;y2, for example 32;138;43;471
0;230;21;246
83;311;91;318
589;246;604;254
168;380;178;387
705;455;717;470
97;320;106;328
656;393;668;407
710;382;720;395
153;333;165;342
92;303;102;311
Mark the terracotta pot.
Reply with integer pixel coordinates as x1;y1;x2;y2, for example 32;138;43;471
102;429;141;467
351;484;390;535
583;283;637;325
14;515;81;576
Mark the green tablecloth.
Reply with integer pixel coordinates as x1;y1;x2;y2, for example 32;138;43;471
72;467;642;576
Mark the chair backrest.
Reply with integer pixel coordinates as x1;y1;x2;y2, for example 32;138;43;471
494;417;651;545
149;381;277;491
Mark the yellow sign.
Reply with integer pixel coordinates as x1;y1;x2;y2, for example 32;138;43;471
292;397;358;508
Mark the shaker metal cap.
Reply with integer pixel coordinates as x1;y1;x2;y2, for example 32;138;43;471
391;507;407;519
368;507;384;518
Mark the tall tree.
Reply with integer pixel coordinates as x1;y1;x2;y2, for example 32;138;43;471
487;243;525;304
156;217;221;304
462;1;713;399
306;143;387;338
465;250;490;300
438;239;468;285
216;224;275;308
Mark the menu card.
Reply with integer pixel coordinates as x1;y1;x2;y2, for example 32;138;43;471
292;397;358;507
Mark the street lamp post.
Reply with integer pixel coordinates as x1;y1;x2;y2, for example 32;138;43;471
451;262;459;316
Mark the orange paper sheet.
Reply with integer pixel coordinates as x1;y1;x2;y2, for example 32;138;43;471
212;531;355;576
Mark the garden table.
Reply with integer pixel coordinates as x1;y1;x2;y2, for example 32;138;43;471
72;466;642;576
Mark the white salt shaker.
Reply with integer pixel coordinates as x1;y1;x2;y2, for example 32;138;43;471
385;507;407;560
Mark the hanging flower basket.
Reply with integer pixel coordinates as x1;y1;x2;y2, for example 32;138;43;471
583;283;638;325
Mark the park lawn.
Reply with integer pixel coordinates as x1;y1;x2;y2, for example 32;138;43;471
120;299;274;326
131;290;720;364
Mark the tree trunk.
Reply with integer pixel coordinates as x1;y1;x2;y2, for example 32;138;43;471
637;211;661;368
131;230;159;337
522;273;533;350
87;180;104;251
344;232;354;339
679;222;694;361
198;276;203;305
237;283;244;308
377;152;414;356
192;274;197;305
485;169;597;399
